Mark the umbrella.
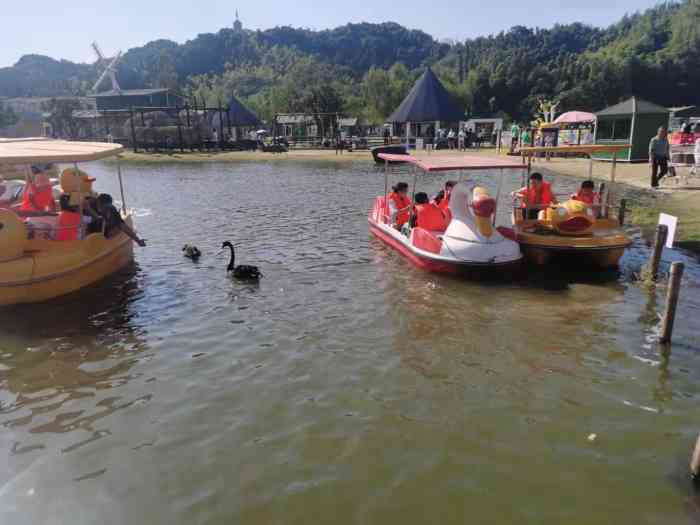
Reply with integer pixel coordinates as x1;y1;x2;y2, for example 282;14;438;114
553;111;596;124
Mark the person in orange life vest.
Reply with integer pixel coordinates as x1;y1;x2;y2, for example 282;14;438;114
56;194;82;241
571;180;599;205
412;192;449;231
437;180;456;212
20;164;56;213
388;182;411;228
514;172;557;220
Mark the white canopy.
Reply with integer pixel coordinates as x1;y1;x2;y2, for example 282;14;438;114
0;140;124;164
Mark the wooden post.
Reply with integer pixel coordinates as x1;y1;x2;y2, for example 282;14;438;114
140;110;145;127
218;100;224;148
618;198;627;226
129;106;138;153
649;224;668;281
660;262;684;344
497;129;502;154
185;103;191;127
226;106;232;138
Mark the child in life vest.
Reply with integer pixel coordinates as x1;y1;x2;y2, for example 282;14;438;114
56;194;83;241
571;180;599;205
411;192;449;231
20;165;56;213
387;182;411;229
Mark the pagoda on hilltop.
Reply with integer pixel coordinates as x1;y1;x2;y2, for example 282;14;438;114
233;10;243;32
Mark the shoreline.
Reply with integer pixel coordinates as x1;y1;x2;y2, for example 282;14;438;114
114;148;700;253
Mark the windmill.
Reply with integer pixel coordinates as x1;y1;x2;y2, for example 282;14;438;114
91;42;122;94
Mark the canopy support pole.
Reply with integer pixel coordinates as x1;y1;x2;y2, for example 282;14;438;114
76;162;85;239
117;158;127;214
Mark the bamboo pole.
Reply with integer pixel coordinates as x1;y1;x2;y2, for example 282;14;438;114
659;262;684;344
649;224;668;281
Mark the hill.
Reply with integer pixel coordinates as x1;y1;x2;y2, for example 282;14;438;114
1;2;698;122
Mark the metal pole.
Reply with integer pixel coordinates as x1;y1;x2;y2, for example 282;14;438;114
660;262;685;344
649;224;668;281
117;158;127;214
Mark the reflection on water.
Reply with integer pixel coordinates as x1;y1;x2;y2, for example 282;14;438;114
1;159;700;525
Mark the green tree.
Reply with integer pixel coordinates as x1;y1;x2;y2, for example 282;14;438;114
0;102;18;128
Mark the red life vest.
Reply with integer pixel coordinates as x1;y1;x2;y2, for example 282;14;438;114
21;183;55;212
572;190;599;205
388;192;411;226
519;181;553;208
415;203;449;231
57;211;81;241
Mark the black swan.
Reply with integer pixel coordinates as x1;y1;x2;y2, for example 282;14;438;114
182;244;202;260
221;241;262;280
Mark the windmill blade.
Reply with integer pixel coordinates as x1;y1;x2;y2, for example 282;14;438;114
92;67;111;93
91;41;105;62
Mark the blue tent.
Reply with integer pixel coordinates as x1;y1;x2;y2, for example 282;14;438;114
387;68;464;123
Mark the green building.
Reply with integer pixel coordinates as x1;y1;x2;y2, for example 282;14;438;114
594;97;669;161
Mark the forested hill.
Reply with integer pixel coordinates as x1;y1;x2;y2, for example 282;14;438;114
0;23;446;98
1;1;699;122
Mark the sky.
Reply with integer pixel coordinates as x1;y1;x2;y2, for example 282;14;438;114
2;0;663;67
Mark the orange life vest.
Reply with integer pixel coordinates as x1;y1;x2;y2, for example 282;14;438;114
21;183;55;212
572;190;599;205
388;192;411;226
415;203;449;231
519;181;553;208
57;211;81;241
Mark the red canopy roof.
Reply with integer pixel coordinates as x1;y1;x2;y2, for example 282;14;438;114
377;153;525;172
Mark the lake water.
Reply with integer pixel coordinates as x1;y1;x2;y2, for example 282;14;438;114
1;159;700;524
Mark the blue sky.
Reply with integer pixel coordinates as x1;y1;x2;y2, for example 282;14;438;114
3;0;662;67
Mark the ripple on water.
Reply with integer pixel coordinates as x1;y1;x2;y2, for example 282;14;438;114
0;160;699;524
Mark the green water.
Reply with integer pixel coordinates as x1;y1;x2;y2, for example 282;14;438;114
1;160;699;524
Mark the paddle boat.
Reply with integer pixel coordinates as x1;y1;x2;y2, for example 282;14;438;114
514;144;632;267
371;145;409;164
0;139;139;306
368;154;524;275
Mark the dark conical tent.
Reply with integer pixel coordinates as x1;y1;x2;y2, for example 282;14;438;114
227;95;261;126
387;68;465;123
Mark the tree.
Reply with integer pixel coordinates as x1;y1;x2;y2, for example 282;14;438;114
0;102;18;128
42;99;82;138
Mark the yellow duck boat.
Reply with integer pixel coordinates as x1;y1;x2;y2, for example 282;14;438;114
513;144;632;268
0;140;139;306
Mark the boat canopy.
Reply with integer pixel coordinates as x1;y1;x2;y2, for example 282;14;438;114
0;140;124;165
377;153;525;172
